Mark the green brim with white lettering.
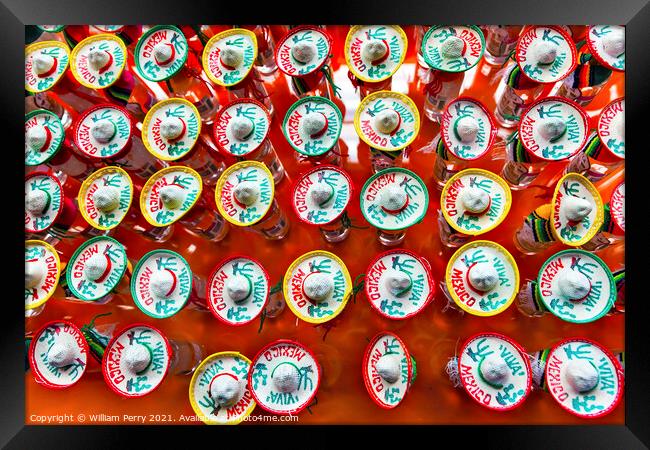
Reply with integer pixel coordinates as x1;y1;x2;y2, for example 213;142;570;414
360;167;429;231
134;25;188;82
66;236;128;302
536;249;615;324
130;249;193;318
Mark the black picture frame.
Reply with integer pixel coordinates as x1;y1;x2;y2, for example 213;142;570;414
4;0;648;447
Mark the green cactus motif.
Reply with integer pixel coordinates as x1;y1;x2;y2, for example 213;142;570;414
305;102;325;114
126;375;152;393
572;395;604;413
384;386;401;404
399;176;423;198
366;99;387;117
76;279;98;297
542;29;563;45
550;298;577;319
252;363;268;388
447;58;470;71
236;169;258;183
461;249;488;267
227;306;251;322
98;213;117;227
542;145;570;159
307;210;329;224
309;258;332;274
606;138;624;155
479;292;506;312
563;343;593;361
231;357;248;377
155;297;177;316
522;64;543;79
469;176;493;193
239;206;259;223
466;337;494;363
537;103;563;119
389;129;414;147
570;256;597;278
298;365;314;391
433;27;456;42
307;301;333;318
305;140;326;154
495;383;525;405
391;255;415;274
292;31;313;43
380;299;405;316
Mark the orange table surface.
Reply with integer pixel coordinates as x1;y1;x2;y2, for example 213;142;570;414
26;25;625;425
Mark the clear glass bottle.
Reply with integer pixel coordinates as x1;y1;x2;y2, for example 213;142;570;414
227;69;275;118
500;133;548;190
249;199;290;240
422;70;464;123
436;210;471;248
483;26;523;66
179;199;230;242
494;65;544;128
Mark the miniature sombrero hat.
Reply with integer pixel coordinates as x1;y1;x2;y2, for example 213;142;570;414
360;167;429;231
458;332;532;411
78;166;133;231
66;236;129;302
283;250;352;324
275;26;332;78
70;34;127;89
292;165;353;226
25;110;65;166
364;249;434;319
140;166;203;227
131;249;192;319
102;323;171;398
25;41;70;93
213;98;271;157
202;28;257;87
345;25;408;83
421;25;485;72
535;249;616;324
142;98;201;161
517;97;589;162
441;97;497;161
550;173;604;246
597;97;625;161
362;331;415;409
134;25;189;82
207;256;270;326
94;25;125;33
25;240;61;312
189;351;256;425
37;25;65;33
283;96;343;157
29;320;89;389
248;339;321;415
586;25;625;71
73;104;134;161
354;91;420;153
515;26;577;84
545;337;624;418
25;171;64;234
446;240;520;317
605;181;624;235
440;169;512;236
215;161;274;227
